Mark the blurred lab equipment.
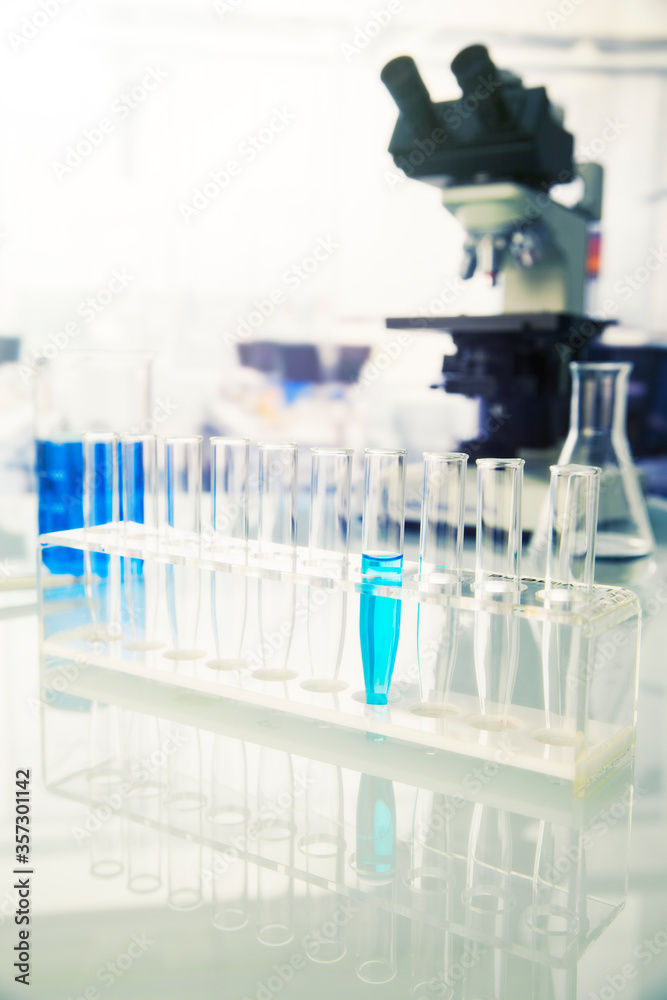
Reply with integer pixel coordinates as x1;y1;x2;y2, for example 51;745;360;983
382;45;611;456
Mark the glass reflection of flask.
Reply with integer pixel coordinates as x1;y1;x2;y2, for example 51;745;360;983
548;362;653;560
355;772;397;985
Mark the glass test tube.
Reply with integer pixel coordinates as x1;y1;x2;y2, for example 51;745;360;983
83;432;119;531
255;444;298;679
163;437;204;661
164;436;202;542
359;449;406;706
419;452;467;581
545;464;600;594
211;437;249;548
120;434;162;653
83;432;120;640
257;442;298;560
415;453;467;716
305;448;353;693
208;438;249;672
473;459;523;729
475;458;523;589
538;464;600;745
121;434;158;539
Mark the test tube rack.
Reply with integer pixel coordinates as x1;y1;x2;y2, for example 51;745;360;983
38;525;641;797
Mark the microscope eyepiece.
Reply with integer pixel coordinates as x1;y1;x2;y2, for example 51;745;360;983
381;56;440;140
451;44;510;130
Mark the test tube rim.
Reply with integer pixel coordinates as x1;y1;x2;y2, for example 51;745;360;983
364;447;408;457
549;463;601;479
476;457;525;469
120;432;157;443
258;441;298;451
311;446;354;456
210;436;250;447
422;451;468;462
83;431;119;443
164;435;203;445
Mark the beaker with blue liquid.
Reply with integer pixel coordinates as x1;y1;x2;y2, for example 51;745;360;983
35;351;153;575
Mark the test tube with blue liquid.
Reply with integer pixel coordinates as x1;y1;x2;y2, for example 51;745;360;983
359;448;406;706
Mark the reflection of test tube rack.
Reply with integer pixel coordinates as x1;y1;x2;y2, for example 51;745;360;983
39;438;641;793
41;689;635;994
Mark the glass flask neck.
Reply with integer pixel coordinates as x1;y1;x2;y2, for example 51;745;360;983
570;363;631;437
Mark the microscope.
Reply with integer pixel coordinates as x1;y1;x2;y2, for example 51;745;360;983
382;45;610;456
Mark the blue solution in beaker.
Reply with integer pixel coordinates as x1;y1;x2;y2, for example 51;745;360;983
359;552;402;706
37;439;84;576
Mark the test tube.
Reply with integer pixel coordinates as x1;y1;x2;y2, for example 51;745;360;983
255;444;298;680
305;448;352;693
120;434;158;540
475;458;524;590
83;432;120;640
359;449;406;706
164;436;202;543
544;464;600;594
163;437;204;662
472;459;523;730
208;438;249;671
415;454;467;716
309;448;353;566
419;452;467;581
211;437;249;549
83;432;119;531
538;465;600;745
257;442;297;560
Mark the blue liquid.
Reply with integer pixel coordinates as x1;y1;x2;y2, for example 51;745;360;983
359;552;402;706
356;774;396;875
37;439;84;576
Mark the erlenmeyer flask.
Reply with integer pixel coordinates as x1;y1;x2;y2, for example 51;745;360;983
550;363;653;559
